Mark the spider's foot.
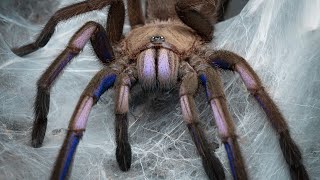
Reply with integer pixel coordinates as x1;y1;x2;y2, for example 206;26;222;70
31;118;47;148
290;165;309;180
11;43;37;57
279;131;309;180
116;142;132;171
11;48;24;57
187;123;225;180
201;153;225;180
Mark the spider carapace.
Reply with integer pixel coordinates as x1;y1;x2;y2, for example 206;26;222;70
11;0;309;180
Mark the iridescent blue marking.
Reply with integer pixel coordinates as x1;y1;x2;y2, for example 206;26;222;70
224;143;237;180
213;59;231;70
93;74;117;99
199;74;209;99
49;53;75;83
61;133;80;180
199;74;207;86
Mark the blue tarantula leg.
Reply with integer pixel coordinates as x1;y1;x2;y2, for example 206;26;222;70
208;50;309;180
179;62;225;180
31;21;114;148
51;68;117;180
114;74;133;171
197;66;248;180
11;0;124;56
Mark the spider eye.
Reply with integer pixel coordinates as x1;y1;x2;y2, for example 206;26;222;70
150;35;165;43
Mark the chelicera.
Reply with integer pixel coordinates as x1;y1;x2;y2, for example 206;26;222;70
12;0;309;179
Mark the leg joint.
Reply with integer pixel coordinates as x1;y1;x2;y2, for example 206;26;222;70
37;81;51;92
220;134;237;143
84;21;99;27
66;46;82;54
68;128;85;137
248;86;265;96
207;95;226;102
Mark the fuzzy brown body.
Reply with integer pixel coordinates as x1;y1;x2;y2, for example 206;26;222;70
121;20;202;90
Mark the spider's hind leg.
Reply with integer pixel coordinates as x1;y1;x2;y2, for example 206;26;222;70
31;21;114;148
12;0;124;56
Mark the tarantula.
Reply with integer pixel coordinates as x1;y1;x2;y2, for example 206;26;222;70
12;0;309;179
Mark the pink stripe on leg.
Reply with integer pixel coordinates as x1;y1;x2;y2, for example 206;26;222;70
180;96;193;124
235;63;258;90
71;26;96;49
73;96;94;130
210;99;230;139
116;85;129;114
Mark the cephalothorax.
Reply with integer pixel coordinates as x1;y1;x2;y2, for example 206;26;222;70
123;20;201;90
12;0;309;180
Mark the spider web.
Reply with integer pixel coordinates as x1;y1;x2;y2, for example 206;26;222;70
0;0;319;179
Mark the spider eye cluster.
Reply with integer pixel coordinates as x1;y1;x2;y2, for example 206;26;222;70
150;35;165;43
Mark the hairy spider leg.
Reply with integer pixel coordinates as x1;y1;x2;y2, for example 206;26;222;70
51;69;117;180
175;0;230;41
12;0;124;56
32;21;114;148
209;50;310;180
146;0;178;21
175;0;213;42
197;66;248;180
127;0;145;28
114;74;134;171
90;24;114;65
179;62;225;180
217;0;230;22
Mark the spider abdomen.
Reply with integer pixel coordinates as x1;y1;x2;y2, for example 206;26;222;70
137;48;179;90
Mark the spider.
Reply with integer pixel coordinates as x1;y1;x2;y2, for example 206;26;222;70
11;0;309;179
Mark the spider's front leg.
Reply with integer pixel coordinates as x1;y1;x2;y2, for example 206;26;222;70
179;62;225;180
32;21;115;148
51;68;117;179
12;0;124;56
208;50;309;180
